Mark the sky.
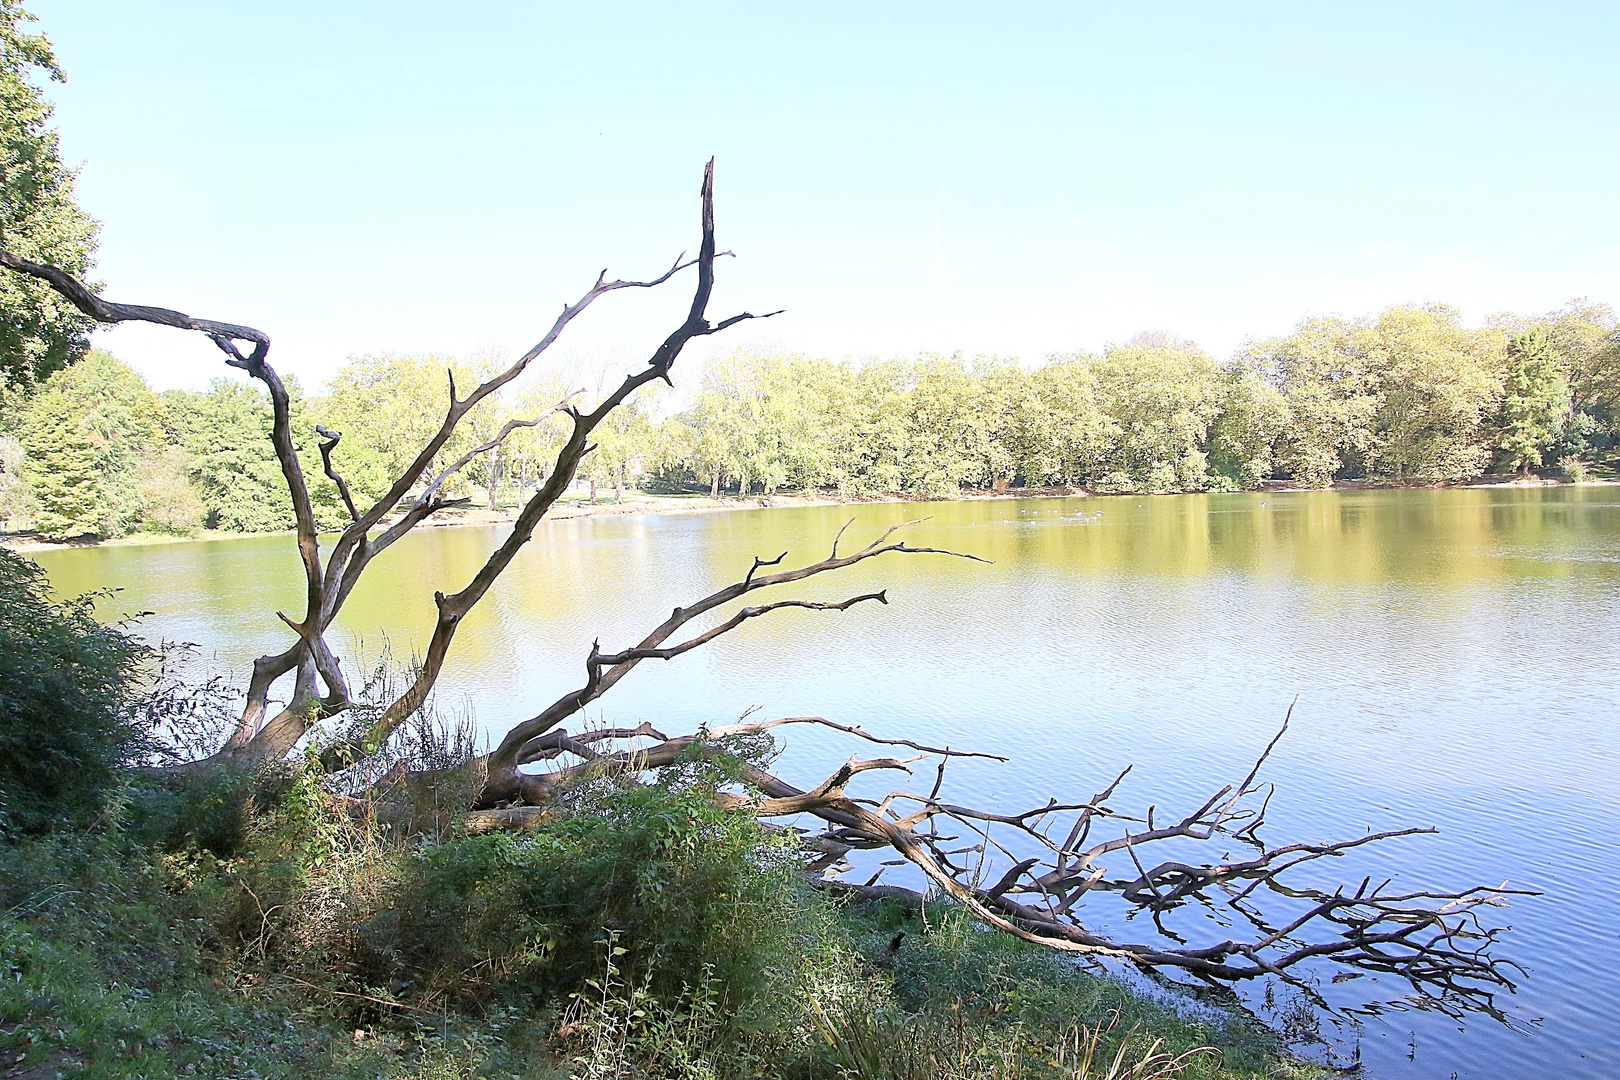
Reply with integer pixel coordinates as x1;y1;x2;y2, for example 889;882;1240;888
25;0;1620;393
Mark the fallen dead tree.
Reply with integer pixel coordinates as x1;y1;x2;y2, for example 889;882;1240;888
2;162;1528;1024
455;687;1529;1021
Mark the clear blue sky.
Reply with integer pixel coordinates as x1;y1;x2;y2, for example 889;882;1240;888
28;1;1620;391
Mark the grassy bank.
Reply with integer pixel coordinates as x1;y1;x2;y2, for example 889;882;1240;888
0;768;1323;1080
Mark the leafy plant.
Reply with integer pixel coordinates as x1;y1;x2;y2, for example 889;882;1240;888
0;546;149;835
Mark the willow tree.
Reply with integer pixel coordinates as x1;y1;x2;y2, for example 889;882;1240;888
1;164;1527;1019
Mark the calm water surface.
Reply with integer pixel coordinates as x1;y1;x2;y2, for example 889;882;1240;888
32;487;1620;1079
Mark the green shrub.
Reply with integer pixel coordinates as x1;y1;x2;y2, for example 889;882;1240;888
1094;472;1138;494
354;779;809;1018
0;547;150;836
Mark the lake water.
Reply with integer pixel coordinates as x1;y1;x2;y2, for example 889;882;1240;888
31;487;1620;1079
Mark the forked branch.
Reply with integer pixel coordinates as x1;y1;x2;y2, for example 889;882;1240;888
464;523;989;803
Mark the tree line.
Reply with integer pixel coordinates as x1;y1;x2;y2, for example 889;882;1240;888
1;298;1616;540
3;5;1616;540
667;301;1616;497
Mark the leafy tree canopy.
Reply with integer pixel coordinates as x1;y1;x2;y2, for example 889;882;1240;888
315;353;485;505
0;0;99;391
19;349;160;538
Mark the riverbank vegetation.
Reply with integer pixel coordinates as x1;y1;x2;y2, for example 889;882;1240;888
3;302;1617;541
2;543;1315;1079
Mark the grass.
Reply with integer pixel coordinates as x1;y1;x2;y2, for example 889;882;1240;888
0;770;1327;1080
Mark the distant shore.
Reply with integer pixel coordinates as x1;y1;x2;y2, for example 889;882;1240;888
3;473;1604;553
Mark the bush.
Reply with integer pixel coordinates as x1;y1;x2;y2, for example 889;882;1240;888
1094;471;1138;494
0;547;149;836
186;753;865;1078
353;778;813;1020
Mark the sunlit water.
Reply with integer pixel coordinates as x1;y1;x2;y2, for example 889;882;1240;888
31;487;1620;1079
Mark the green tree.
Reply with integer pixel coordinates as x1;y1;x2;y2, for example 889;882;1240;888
901;354;1009;495
1363;304;1504;481
1498;300;1619;458
136;445;204;534
1089;343;1223;491
0;431;31;528
1241;317;1379;486
1209;368;1290;487
164;380;287;532
164;376;347;532
684;352;802;497
1027;359;1116;487
1496;328;1568;474
20;349;160;538
316;353;483;505
580;384;662;502
0;1;99;390
499;375;575;502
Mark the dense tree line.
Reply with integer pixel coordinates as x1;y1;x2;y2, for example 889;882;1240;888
664;301;1617;498
0;350;577;538
0;300;1616;540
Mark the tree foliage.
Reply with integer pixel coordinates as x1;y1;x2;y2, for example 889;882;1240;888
19;349;160;538
1497;328;1568;473
4;299;1616;540
0;0;98;390
315;353;485;505
0;430;31;526
0;546;147;835
163;378;302;531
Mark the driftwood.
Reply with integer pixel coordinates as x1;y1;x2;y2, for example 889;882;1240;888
1;163;1527;1023
454;651;1528;1022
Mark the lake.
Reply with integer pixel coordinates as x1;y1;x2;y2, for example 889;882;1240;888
31;486;1620;1079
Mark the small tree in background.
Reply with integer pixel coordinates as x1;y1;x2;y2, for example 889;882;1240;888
0;431;34;528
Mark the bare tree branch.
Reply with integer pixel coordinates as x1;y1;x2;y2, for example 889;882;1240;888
0;247;336;754
417;390;583;504
458;524;988;803
478;717;1529;1020
316;160;789;772
316;425;360;522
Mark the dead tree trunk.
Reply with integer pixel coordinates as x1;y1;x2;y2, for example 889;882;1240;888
1;159;774;774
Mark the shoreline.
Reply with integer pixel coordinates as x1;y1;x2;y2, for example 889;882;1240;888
3;473;1606;553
